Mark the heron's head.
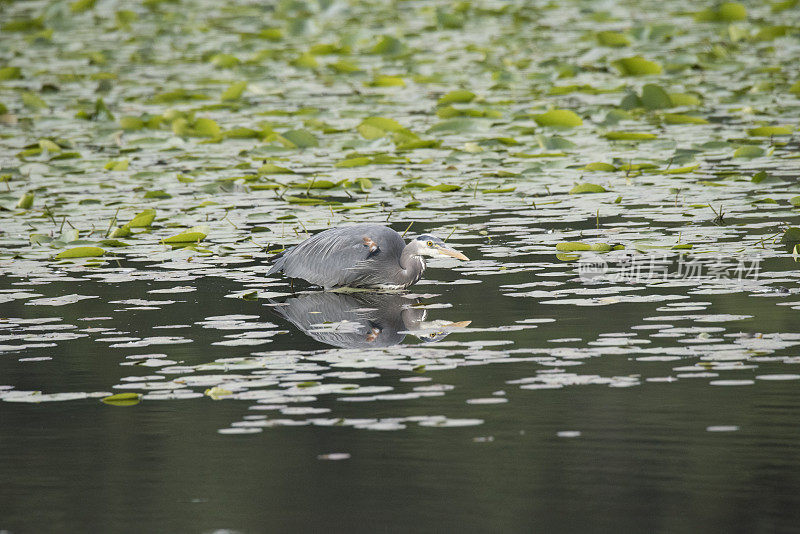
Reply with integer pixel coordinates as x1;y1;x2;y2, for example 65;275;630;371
411;235;469;261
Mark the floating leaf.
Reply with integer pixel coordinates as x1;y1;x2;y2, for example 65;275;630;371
129;209;156;228
101;392;141;406
55;246;105;259
370;35;404;55
282;129;319;148
221;81;247;101
335;157;372;168
329;60;363;74
663;113;708;124
99;239;130;247
0;66;23;81
366;75;405;87
641;84;672;109
357;117;404;139
162;230;207;244
733;145;765;158
669;93;701;106
16;192;35;209
596;31;630;47
533;109;582;128
438;90;476;105
119;116;145;130
70;0;96;12
612;56;662;76
22;92;47;109
583;162;616;172
555;242;611;252
569;183;607;194
695;2;747;22
747;126;792;137
259;163;294;174
192;118;221;137
604;131;657;140
104;159;129;171
424;184;461;192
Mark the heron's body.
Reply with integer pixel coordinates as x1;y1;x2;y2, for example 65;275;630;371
267;224;467;290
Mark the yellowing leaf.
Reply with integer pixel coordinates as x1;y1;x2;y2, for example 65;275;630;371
663;114;709;125
104;159;129;171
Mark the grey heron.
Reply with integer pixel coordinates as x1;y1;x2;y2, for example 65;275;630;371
267;224;469;289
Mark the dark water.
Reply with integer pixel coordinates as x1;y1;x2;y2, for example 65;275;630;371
2;239;800;533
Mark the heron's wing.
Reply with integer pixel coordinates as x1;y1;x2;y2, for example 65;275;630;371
268;225;404;288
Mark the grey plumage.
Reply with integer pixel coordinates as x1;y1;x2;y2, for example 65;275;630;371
267;224;468;289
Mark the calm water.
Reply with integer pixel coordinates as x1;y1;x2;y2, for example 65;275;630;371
2;222;800;532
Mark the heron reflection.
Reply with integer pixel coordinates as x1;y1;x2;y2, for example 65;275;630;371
270;292;470;348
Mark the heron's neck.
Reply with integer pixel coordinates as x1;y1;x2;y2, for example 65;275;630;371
399;245;425;287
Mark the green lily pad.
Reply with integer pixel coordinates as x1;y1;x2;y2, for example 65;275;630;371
221;81;247;101
596;31;630;47
733;145;765;158
569;183;607;194
583;162;616;172
533;109;582;128
101;392;141;406
438;90;476;105
605;131;658;141
747;126;792;137
162;231;207;244
282;129;319;148
129;209;156;227
612;56;662;76
55;246;105;259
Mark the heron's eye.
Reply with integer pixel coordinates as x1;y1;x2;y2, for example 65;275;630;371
428;333;437;338
426;240;433;247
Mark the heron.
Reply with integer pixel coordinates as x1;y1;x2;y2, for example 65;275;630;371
267;224;469;290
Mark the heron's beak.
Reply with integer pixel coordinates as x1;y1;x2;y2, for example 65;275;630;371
437;246;469;261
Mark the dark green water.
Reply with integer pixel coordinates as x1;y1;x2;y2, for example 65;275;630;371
2;238;800;532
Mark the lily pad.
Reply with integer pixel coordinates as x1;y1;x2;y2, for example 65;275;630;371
533;109;582;128
55;247;105;259
569;183;607;194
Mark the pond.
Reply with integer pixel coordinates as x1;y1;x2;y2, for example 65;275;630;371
1;0;800;531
